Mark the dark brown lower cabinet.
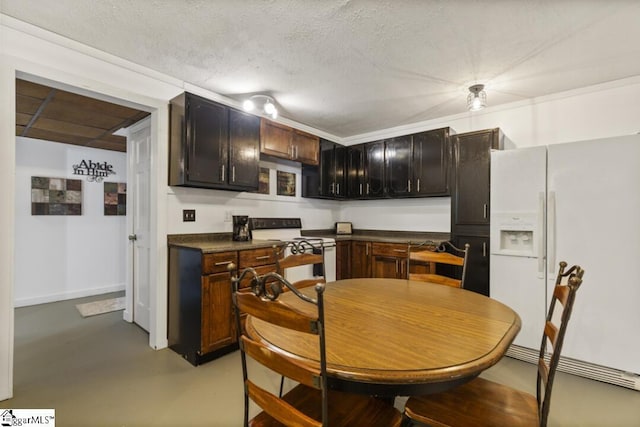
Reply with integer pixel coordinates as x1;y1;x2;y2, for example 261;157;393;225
351;241;371;278
168;248;238;366
371;243;409;279
336;241;351;280
453;234;490;296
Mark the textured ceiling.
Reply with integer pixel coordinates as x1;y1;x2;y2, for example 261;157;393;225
3;1;640;138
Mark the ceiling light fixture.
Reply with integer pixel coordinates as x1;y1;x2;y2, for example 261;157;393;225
243;94;278;119
467;84;487;111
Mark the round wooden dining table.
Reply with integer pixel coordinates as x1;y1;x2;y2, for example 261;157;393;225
245;278;521;397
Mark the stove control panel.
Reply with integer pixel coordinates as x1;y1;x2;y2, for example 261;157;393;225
249;217;302;230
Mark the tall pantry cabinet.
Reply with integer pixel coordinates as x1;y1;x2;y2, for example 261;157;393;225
450;128;502;296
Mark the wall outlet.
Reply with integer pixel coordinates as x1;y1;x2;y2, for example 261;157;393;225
183;209;196;222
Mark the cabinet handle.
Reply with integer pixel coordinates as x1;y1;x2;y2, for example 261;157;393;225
366;183;370;194
221;164;225;182
395;259;399;274
215;260;233;266
336;183;340;195
255;255;270;260
330;182;335;194
483;203;488;219
408;179;411;192
359;183;363;195
417;178;420;193
393;249;407;253
232;165;236;182
482;242;487;257
366;244;369;256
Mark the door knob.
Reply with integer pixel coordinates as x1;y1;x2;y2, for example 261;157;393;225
128;234;137;241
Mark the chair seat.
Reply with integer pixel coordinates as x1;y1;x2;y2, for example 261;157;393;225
250;384;402;427
403;377;539;427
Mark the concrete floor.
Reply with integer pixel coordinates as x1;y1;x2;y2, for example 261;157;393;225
2;292;640;426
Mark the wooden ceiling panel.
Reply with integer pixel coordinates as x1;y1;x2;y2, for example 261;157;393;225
15;78;149;152
86;139;127;152
16;112;31;127
30;116;107;139
39;100;128;130
16;94;43;114
16;79;51;99
53;90;144;119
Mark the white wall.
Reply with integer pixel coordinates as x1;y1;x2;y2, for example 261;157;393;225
339;198;451;232
14;137;127;306
167;161;340;234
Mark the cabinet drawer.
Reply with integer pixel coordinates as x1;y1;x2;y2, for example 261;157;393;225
202;251;238;275
239;246;279;268
371;242;409;257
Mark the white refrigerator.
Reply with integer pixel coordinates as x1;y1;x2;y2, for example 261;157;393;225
490;134;640;388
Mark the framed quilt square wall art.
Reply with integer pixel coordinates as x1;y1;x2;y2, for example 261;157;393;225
31;176;82;215
104;182;126;215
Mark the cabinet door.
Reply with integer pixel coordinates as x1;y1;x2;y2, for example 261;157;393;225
336;241;351;280
351;241;371;278
186;95;228;186
385;135;412;197
334;144;347;198
292;129;320;165
228;109;259;190
452;129;500;226
201;272;236;354
364;141;385;198
371;243;408;279
453;235;489;296
347;145;365;198
260;119;292;158
320;139;335;196
372;256;406;278
412;129;450;196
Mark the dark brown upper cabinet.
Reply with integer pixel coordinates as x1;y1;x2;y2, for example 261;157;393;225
346;144;366;198
385;135;413;197
364;141;386;198
451;128;502;229
412;128;451;196
169;92;259;191
385;128;451;198
302;139;346;199
260;119;320;165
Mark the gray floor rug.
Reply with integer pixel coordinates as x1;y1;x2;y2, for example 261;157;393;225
76;296;125;317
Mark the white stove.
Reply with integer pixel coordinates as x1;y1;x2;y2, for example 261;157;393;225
249;218;336;283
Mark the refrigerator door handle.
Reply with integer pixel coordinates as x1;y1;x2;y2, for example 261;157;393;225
548;191;556;275
538;192;545;276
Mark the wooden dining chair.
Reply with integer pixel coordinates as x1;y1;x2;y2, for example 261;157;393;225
406;241;470;288
275;239;326;290
229;266;403;427
402;261;585;427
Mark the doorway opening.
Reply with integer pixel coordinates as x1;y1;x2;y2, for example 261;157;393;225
13;75;154;392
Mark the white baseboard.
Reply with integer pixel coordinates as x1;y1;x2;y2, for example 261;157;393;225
14;283;126;307
507;344;640;391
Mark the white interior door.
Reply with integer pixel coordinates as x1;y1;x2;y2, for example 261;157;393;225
127;117;151;332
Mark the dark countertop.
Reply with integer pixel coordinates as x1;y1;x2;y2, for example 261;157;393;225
168;230;450;254
302;229;450;245
168;233;282;254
